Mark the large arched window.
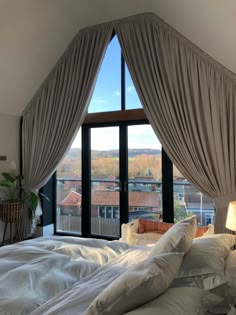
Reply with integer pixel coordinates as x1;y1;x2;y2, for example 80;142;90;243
55;36;214;239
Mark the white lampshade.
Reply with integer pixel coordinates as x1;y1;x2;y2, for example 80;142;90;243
226;201;236;231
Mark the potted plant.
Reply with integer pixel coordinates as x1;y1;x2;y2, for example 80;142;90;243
0;172;38;222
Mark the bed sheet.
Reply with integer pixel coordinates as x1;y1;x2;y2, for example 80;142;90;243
0;236;129;315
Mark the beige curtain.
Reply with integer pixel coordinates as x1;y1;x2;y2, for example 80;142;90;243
115;13;236;232
22;12;236;235
21;23;113;237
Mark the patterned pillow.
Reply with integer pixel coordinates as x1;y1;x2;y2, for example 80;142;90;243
138;220;174;234
138;219;211;238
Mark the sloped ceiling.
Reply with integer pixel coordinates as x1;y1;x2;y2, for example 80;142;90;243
0;0;235;116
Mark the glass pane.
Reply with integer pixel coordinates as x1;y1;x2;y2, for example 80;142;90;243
128;125;162;222
90;127;120;237
125;64;142;110
88;36;121;113
173;166;215;225
56;129;82;233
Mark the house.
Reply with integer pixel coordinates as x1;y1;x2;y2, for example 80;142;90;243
0;1;235;239
59;191;82;216
57;185;161;233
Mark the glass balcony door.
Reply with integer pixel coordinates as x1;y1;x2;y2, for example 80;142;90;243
90;126;120;237
83;122;163;238
56;129;82;234
127;125;162;222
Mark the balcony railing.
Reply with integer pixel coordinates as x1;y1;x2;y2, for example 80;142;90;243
56;178;215;235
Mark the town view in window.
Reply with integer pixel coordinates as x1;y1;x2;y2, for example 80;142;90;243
56;126;215;237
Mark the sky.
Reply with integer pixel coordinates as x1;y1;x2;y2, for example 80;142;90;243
88;35;142;113
71;125;161;151
71;36;161;151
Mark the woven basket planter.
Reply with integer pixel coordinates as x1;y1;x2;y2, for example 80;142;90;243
0;201;23;223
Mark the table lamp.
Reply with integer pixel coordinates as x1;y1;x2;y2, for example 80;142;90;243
226;201;236;232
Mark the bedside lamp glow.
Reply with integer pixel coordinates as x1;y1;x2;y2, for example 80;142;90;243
226;201;236;231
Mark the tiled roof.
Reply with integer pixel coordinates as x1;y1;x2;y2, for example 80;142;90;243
60;191;81;206
91;191;160;207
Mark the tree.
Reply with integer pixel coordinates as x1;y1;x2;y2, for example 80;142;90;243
174;201;187;223
174;200;193;223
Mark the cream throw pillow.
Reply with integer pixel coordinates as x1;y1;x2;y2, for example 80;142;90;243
120;219;139;243
85;252;184;315
225;249;236;288
203;223;214;236
149;215;197;257
172;234;236;290
127;231;162;245
123;287;223;315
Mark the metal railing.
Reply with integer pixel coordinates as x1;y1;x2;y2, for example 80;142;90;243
56;178;215;234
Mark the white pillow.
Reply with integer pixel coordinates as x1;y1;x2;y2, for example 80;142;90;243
120;220;139;243
226;306;236;315
225;249;236;287
203;224;214;236
85;252;184;315
172;234;236;290
149;215;197;257
123;287;223;315
127;231;162;245
210;283;236;306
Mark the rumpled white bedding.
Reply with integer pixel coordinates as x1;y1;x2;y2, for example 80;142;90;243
0;236;130;315
29;246;151;315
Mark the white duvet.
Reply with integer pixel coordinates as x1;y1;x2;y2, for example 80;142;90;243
29;245;151;315
0;236;130;315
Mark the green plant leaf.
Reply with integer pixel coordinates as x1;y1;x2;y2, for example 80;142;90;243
1;173;15;183
39;192;50;202
29;192;38;212
0;179;15;188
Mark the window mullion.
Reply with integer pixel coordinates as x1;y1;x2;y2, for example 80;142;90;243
162;148;174;223
119;125;128;228
81;125;91;237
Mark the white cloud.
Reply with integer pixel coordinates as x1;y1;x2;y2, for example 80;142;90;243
114;90;121;96
128;125;148;135
128;125;161;149
71;125;161;150
91;127;119;150
71;129;81;148
127;85;135;94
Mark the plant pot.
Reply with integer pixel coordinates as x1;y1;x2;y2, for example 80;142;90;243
0;201;23;223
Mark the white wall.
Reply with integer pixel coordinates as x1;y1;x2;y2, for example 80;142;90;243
0;114;20;242
0;114;20;173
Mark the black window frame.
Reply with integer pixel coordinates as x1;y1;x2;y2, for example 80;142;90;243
52;118;174;240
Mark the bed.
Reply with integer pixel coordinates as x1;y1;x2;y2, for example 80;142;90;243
0;216;235;315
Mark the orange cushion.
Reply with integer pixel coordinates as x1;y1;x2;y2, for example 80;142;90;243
195;226;208;237
138;219;208;238
138;219;174;234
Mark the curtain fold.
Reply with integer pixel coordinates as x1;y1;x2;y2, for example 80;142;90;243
22;11;236;235
21;23;113;237
115;13;236;232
